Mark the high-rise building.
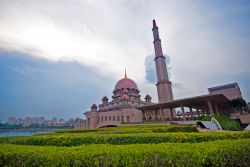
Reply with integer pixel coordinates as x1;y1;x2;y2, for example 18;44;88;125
7;117;16;125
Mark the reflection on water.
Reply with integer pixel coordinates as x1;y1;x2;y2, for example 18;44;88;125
0;130;56;137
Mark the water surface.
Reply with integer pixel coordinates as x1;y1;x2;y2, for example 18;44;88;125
0;130;56;137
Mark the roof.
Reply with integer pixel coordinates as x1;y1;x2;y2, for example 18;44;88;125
208;83;238;93
115;77;138;90
137;94;230;111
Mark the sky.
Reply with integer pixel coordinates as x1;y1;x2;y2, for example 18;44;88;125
0;0;250;122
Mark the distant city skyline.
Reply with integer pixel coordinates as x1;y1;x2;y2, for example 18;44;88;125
0;0;250;122
3;115;79;127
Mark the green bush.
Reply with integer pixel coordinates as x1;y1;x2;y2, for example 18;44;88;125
1;131;249;146
152;126;198;133
55;125;198;134
0;139;249;167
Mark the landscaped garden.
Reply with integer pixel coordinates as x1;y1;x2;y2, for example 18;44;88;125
0;125;250;166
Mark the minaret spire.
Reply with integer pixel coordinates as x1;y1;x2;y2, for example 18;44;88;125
125;68;127;78
152;20;174;103
153;19;157;27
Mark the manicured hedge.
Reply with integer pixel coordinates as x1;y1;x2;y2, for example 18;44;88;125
152;126;198;132
55;125;198;134
0;139;249;166
1;131;249;146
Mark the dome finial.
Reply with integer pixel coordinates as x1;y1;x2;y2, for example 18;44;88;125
125;68;127;78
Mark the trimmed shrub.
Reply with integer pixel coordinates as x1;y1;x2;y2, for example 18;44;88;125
55;125;198;134
0;139;249;166
1;131;249;146
152;126;198;133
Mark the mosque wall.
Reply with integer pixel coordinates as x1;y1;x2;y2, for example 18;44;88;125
85;108;143;129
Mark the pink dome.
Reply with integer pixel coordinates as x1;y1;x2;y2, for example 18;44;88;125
102;96;108;100
91;104;97;108
115;77;138;90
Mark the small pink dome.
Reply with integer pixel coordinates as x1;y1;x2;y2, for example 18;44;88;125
102;96;108;100
115;77;138;90
91;104;97;108
145;94;151;99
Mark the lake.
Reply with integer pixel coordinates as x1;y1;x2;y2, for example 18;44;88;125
0;129;56;137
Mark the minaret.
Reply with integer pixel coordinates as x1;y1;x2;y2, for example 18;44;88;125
152;19;174;103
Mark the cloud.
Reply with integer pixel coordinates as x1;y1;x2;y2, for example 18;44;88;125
0;0;152;81
144;55;156;83
0;52;116;121
0;0;249;107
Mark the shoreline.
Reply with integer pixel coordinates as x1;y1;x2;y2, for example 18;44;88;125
0;128;71;132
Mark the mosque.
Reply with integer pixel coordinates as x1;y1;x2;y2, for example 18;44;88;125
79;20;243;129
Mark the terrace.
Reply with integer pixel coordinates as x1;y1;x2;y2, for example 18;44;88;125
137;93;231;121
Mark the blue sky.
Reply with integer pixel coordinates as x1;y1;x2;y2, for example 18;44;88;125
0;0;249;122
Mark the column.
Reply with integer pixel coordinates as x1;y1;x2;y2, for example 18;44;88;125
154;110;157;120
196;108;200;117
170;108;173;120
181;105;186;121
189;107;193;120
214;104;219;114
207;100;215;116
160;106;164;120
143;108;146;121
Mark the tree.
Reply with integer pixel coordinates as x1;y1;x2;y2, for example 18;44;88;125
230;98;247;112
247;102;250;113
